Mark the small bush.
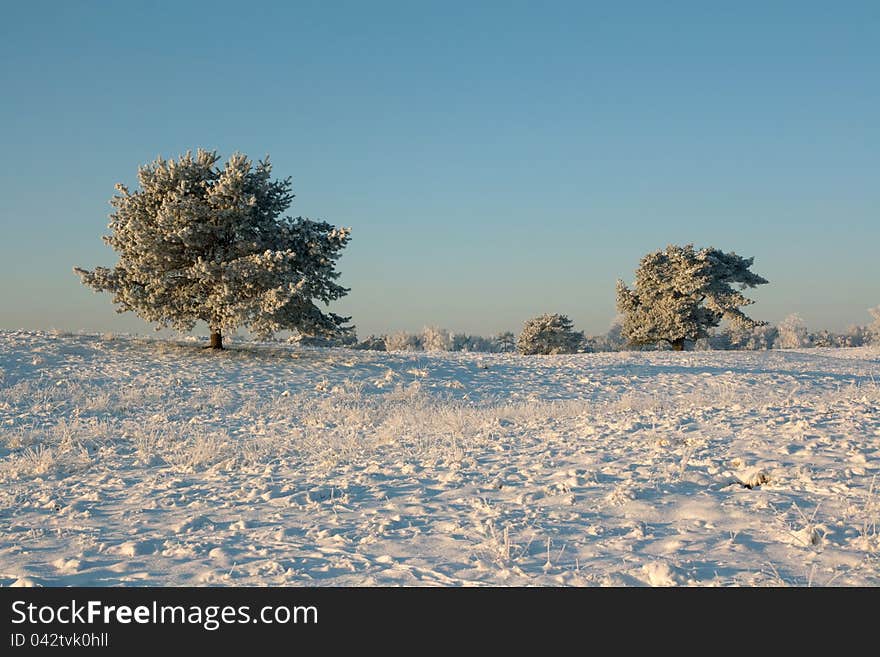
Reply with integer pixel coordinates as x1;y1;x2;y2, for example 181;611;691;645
586;320;626;352
421;326;452;352
352;335;387;351
774;314;811;349
289;333;355;348
493;331;516;353
451;333;497;352
869;306;880;345
719;323;778;350
385;331;424;352
516;314;584;355
376;328;515;353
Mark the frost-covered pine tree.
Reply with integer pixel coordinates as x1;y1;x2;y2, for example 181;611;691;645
616;244;768;351
74;150;351;349
516;314;584;355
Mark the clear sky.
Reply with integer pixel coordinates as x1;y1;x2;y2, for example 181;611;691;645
1;1;877;338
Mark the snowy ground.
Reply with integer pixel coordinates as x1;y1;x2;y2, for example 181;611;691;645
1;330;878;586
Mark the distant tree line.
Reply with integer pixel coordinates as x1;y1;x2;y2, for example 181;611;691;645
295;309;879;354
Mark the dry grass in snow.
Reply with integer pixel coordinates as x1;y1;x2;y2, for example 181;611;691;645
1;331;878;586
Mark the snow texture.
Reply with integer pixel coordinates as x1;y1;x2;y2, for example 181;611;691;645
1;330;878;586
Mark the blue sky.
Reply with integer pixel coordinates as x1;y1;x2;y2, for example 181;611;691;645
1;1;877;338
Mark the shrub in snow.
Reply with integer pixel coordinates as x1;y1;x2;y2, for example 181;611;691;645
364;329;514;353
851;326;870;346
493;331;516;353
870;306;880;345
74;149;351;349
604;320;626;350
774;314;811;349
810;329;864;348
810;330;834;347
450;333;469;351
352;335;387;351
586;320;627;352
806;311;880;348
693;337;713;351
421;326;453;352
289;330;356;348
616;244;768;351
843;325;872;347
465;335;497;352
720;323;778;350
384;331;424;351
450;333;496;352
516;314;584;355
749;325;778;350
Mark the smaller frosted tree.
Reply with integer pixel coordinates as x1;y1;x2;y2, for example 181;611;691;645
617;244;768;351
517;314;584;355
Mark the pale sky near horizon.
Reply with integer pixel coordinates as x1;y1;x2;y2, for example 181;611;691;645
1;1;877;338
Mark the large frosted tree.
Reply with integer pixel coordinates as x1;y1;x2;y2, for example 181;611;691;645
616;244;768;350
75;149;351;349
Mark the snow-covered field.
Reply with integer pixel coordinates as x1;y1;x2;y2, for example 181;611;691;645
1;330;878;586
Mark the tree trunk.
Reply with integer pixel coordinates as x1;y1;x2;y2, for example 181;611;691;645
670;338;685;351
209;328;223;350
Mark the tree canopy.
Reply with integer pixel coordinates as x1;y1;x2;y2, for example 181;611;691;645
616;244;768;350
75;149;351;348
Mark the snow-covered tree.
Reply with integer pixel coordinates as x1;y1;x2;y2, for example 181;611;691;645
451;333;496;352
616;244;768;351
288;332;357;348
493;331;516;353
421;326;453;352
869;306;880;344
384;331;423;351
719;323;777;350
843;325;870;347
74;150;351;349
353;335;387;351
774;314;811;349
450;333;470;352
516;314;584;355
586;319;627;352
